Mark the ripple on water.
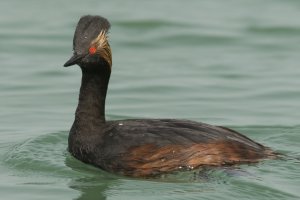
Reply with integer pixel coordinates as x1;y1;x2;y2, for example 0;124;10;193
3;131;119;181
3;132;72;176
246;25;300;36
114;19;190;30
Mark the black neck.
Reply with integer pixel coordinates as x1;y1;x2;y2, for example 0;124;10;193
75;68;110;124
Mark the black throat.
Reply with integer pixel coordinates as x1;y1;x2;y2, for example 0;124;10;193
68;66;111;158
75;67;111;125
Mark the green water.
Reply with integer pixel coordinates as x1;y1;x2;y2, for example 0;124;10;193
1;0;300;199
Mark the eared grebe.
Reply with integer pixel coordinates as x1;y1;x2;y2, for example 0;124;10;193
64;15;275;177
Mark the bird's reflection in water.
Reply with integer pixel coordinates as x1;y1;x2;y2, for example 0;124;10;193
65;154;119;200
69;176;111;200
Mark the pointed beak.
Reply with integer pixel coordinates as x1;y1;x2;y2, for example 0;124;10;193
63;54;85;67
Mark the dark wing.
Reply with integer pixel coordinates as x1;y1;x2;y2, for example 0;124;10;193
98;119;274;177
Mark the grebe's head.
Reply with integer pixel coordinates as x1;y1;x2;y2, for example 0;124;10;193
64;15;112;71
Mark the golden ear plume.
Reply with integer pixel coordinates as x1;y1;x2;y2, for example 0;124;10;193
90;30;112;68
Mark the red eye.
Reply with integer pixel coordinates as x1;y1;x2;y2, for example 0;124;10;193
89;46;97;54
